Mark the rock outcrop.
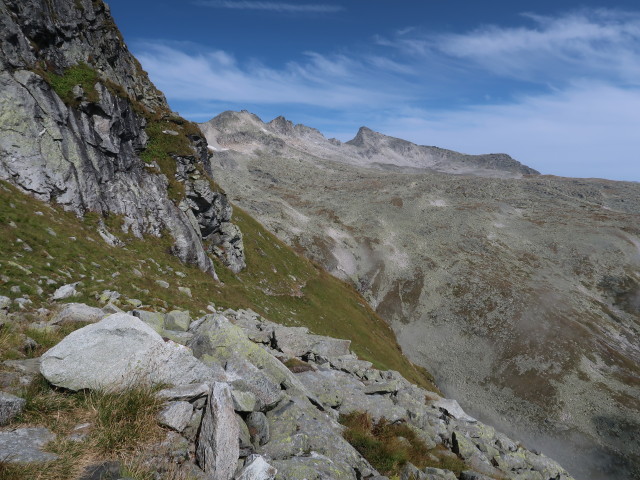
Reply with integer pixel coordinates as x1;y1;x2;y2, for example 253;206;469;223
0;0;245;277
20;304;575;479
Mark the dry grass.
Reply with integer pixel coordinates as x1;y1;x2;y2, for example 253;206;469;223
340;411;469;476
4;376;165;480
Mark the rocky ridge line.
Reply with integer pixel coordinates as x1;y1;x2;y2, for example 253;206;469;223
1;300;575;480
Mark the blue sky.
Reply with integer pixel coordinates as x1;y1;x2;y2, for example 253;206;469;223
106;1;640;181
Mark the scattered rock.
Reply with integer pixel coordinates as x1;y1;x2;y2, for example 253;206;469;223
0;296;11;310
50;303;105;325
236;455;277;480
165;310;191;331
155;280;170;289
0;427;58;463
0;391;26;425
51;282;79;300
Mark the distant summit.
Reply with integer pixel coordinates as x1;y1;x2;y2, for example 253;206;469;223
201;111;539;178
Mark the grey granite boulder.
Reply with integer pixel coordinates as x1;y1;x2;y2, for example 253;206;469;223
0;427;58;463
0;391;26;425
272;325;351;357
40;313;211;390
196;382;239;480
50;303;106;325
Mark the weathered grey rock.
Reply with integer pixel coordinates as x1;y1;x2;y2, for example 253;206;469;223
271;455;358;480
189;314;311;404
423;467;457;480
227;358;285;410
246;411;270;446
40;313;211;390
328;355;373;377
364;380;400;395
237;414;254;454
236;455;277;480
0;391;26;425
401;463;427;480
272;325;351;357
432;397;476;423
0;296;11;310
196;382;239;480
156;383;210;401
459;471;494;480
51;283;78;300
452;431;480;460
0;427;58;463
132;309;165;334
50;303;105;325
165;310;191;331
232;390;258;412
157;401;193;433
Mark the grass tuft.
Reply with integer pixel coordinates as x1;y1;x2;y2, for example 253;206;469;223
87;385;164;455
340;411;469;476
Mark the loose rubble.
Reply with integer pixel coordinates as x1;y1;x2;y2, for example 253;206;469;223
1;305;576;479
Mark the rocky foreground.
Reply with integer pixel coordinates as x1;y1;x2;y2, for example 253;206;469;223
1;300;574;480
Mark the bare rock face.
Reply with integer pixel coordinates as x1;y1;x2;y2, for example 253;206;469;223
0;0;245;277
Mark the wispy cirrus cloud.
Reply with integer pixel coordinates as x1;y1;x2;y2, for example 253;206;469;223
193;0;343;13
133;8;640;180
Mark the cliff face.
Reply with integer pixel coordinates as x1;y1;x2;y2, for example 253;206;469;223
0;0;245;276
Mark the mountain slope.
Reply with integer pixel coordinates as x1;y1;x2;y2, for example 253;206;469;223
201;110;640;480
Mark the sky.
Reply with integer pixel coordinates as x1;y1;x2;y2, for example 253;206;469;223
106;1;640;181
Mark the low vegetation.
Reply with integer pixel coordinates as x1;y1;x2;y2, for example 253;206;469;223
0;375;163;480
0;180;437;390
340;411;469;477
42;62;99;107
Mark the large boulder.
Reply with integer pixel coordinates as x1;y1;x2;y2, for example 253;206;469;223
40;313;212;390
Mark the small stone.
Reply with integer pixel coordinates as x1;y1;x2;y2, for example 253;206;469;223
155;280;170;289
158;401;193;433
0;391;26;425
46;227;57;237
132;268;143;277
178;286;192;297
10;285;21;294
51;283;79;300
0;296;10;310
125;298;143;308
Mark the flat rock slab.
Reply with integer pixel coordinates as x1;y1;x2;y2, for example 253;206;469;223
158;401;193;433
50;303;106;325
0;427;58;463
40;313;211;390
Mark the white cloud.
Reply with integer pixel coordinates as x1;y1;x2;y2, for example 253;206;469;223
132;8;640;181
432;9;640;84
373;82;640;181
193;1;343;13
134;42;405;109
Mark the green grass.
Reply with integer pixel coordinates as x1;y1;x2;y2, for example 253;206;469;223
0;180;436;390
340;411;469;477
43;63;99;107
